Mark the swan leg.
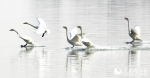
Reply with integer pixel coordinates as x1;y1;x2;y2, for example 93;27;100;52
126;42;130;44
42;31;47;37
21;44;27;47
126;40;134;44
21;45;24;47
24;44;27;47
130;40;134;44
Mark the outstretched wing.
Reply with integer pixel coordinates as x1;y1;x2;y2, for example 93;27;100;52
131;25;141;36
134;25;140;36
82;36;92;43
36;18;48;34
71;35;80;42
69;28;78;40
37;18;47;28
81;36;94;47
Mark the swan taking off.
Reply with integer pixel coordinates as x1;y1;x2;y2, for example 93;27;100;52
124;17;142;43
10;29;35;47
77;26;94;48
63;26;82;48
23;17;50;37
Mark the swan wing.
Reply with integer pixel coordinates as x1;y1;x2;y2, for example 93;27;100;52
82;36;93;44
82;36;94;47
131;29;137;36
37;18;47;28
21;36;35;44
69;28;78;40
134;25;140;36
36;27;45;34
71;35;80;42
131;25;140;36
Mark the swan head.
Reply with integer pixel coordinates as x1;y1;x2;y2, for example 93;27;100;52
23;22;28;24
9;29;15;31
124;17;129;21
63;26;67;29
77;26;81;29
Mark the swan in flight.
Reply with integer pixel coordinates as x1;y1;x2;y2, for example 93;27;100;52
63;26;82;48
10;29;35;47
77;26;94;48
23;18;50;37
124;17;142;43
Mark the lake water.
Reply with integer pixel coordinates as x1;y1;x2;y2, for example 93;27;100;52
0;0;150;78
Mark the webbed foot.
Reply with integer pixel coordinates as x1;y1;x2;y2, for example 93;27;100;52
21;44;27;48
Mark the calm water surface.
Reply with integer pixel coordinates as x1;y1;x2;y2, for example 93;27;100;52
0;0;150;78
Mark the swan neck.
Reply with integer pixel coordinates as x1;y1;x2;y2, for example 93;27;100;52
127;20;130;34
80;27;83;38
14;30;21;37
27;23;37;29
65;28;69;40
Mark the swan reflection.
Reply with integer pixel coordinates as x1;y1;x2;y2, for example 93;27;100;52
18;47;49;78
66;49;94;78
126;45;141;76
19;47;34;55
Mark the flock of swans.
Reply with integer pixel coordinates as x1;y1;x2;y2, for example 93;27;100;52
63;26;95;48
10;17;142;48
10;18;50;47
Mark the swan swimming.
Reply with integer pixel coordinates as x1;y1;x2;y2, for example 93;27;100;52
63;26;82;48
124;17;142;43
77;26;95;48
10;29;35;47
23;17;50;37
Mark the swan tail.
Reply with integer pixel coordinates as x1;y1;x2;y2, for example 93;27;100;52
135;37;142;41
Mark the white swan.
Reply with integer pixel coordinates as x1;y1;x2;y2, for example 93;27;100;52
124;17;142;43
77;26;94;48
63;26;82;48
23;17;50;37
10;29;35;47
